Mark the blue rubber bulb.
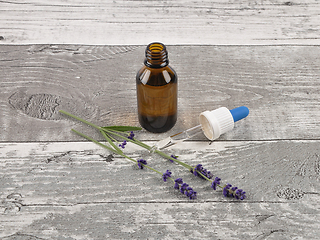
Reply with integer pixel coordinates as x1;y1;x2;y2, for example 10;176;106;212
229;106;249;122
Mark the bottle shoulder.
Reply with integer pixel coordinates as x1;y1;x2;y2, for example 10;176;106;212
136;65;177;86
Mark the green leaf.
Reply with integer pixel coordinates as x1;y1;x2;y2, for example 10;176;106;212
101;126;142;132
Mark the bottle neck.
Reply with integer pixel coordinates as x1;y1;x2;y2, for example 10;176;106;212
144;42;169;68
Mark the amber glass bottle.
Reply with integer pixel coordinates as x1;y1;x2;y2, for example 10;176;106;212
136;42;177;133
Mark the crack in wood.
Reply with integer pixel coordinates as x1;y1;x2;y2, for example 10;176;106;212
255;214;274;224
256;229;286;240
314;153;320;176
46;151;114;163
27;44;81;54
295;153;320;178
1;233;46;240
26;45;141;61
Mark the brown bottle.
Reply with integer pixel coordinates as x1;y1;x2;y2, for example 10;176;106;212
136;42;177;133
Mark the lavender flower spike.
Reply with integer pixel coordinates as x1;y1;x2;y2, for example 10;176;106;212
211;177;221;191
174;178;197;200
185;186;197;200
235;189;246;200
174;178;183;189
223;183;246;200
137;159;147;169
162;170;172;182
192;164;213;179
223;184;232;197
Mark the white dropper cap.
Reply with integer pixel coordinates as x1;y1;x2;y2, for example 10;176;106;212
199;106;249;140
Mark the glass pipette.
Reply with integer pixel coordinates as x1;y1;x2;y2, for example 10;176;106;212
154;106;249;149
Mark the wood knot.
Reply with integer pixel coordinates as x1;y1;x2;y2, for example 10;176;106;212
8;92;60;120
8;90;98;121
0;193;23;214
276;187;304;200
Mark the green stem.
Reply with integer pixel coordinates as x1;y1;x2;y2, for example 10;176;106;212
100;130;123;155
103;128;152;150
72;129;169;181
62;110;208;184
60;110;101;130
154;149;193;171
72;129;116;153
103;129;194;171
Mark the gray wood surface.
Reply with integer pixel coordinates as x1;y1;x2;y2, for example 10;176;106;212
1;0;320;239
1;141;319;239
1;44;319;240
0;0;320;45
1;45;320;142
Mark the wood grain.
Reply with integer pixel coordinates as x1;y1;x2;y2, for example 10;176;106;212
1;45;319;141
1;1;319;239
0;0;319;45
0;141;319;239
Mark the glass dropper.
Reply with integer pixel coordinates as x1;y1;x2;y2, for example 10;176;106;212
154;106;249;149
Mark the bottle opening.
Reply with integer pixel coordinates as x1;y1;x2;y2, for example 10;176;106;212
145;42;169;68
148;42;165;52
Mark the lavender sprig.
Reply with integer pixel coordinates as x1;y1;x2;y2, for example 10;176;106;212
161;153;245;200
59;111;197;200
59;110;246;200
70;128;196;200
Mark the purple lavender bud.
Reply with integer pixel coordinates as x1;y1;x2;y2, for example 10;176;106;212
128;131;135;140
180;183;188;194
231;187;238;192
174;178;183;189
211;177;221;190
187;189;197;200
162;170;172;182
190;192;197;200
223;184;232;197
173;178;197;200
235;189;246;200
137;159;147;169
192;164;213;179
170;155;177;163
119;140;127;149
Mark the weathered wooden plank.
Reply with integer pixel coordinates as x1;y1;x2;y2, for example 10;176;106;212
0;0;319;45
1;141;319;203
0;141;319;239
1;201;319;239
1;45;319;141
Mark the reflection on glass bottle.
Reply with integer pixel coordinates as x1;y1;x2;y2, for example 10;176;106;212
136;42;177;133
